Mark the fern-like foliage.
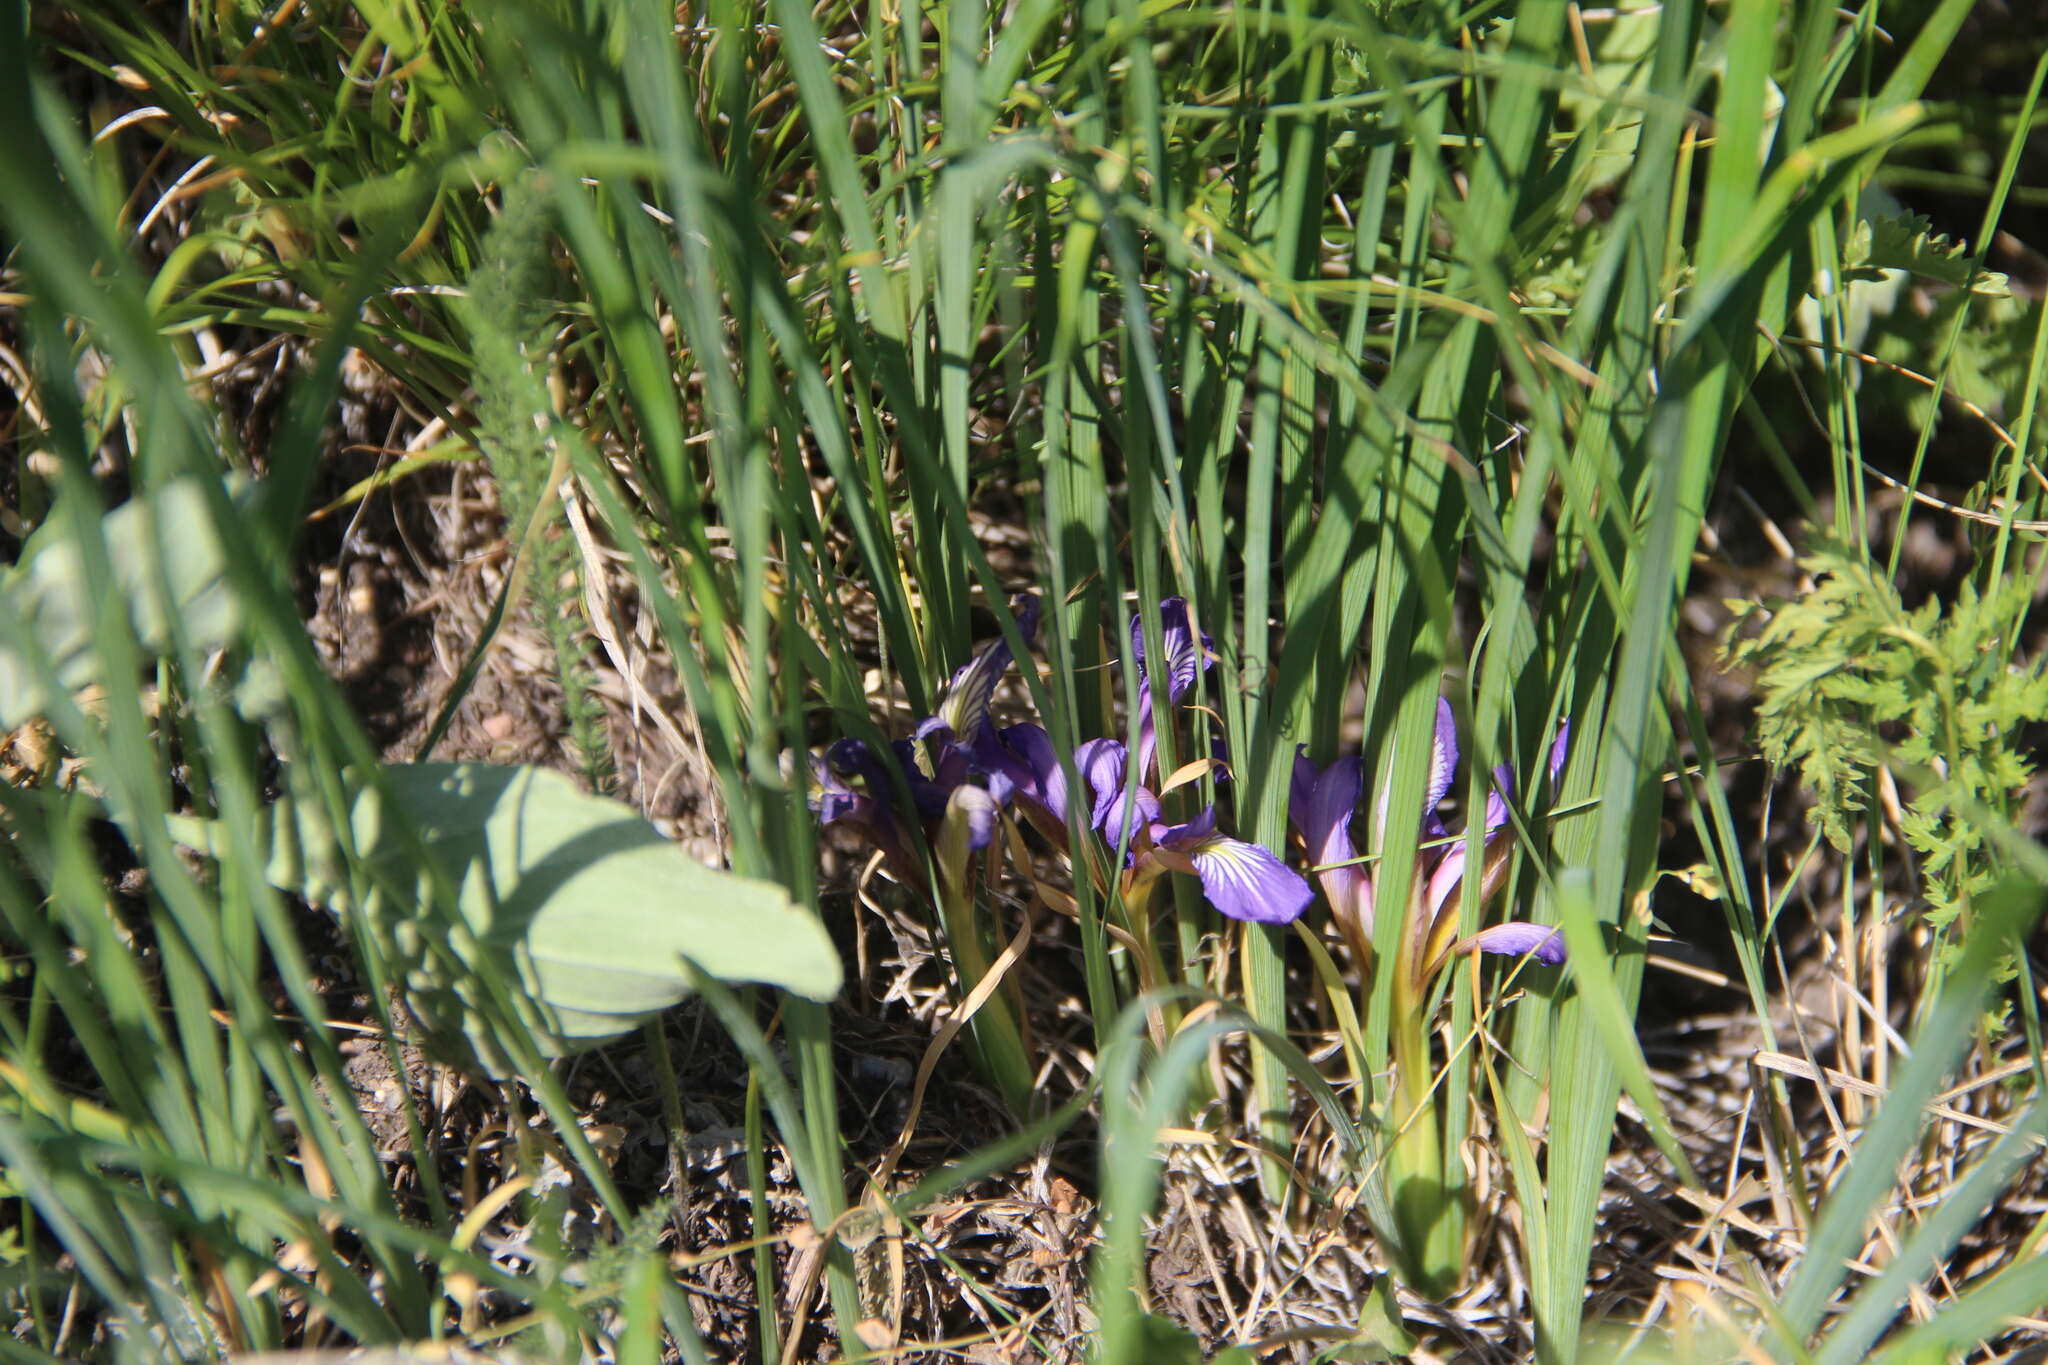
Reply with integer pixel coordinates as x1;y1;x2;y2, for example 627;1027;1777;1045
1840;210;2010;297
1724;542;2048;931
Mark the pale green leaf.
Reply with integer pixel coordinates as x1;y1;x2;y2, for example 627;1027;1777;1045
0;476;236;729
169;762;841;1068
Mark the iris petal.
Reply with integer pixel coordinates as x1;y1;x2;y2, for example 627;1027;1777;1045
1076;738;1127;824
1156;805;1217;845
1129;597;1212;704
1458;921;1566;966
1289;748;1318;821
945;785;1000;853
811;753;864;826
1157;810;1314;925
1426;696;1459;814
1298;756;1364;869
828;737;886;785
997;722;1064;820
935;594;1041;741
813;739;922;883
886;737;952;821
1425;847;1466;919
1078;737;1159;845
1483;763;1515;834
1288;755;1383;935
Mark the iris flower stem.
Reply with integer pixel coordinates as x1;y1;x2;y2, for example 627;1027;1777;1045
1166;873;1222;1114
1171;878;1211;992
1117;870;1182;1055
1387;955;1460;1299
936;849;1037;1118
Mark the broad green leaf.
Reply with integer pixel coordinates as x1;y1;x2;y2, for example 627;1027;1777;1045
0;476;237;729
169;762;841;1068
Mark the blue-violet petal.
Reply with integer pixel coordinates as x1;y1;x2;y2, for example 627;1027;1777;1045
1459;921;1566;966
1158;811;1314;925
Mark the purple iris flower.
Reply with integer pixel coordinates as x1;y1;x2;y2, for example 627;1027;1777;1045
1290;698;1570;970
986;598;1310;925
816;592;1312;926
981;722;1127;846
1032;736;1302;929
1119;600;1307;923
1036;732;1306;924
811;737;926;884
811;596;1041;881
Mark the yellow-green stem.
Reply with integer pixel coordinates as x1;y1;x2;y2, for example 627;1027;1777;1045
1118;869;1185;1054
936;862;1036;1117
1387;973;1461;1299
